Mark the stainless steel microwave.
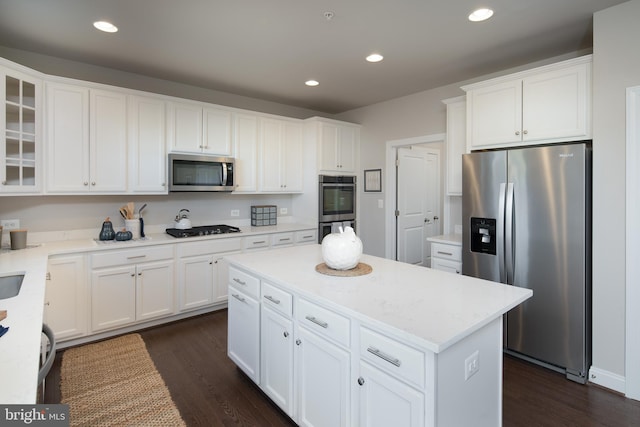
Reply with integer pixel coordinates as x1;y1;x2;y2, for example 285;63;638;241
168;153;235;192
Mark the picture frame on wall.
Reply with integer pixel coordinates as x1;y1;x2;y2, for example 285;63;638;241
364;169;382;192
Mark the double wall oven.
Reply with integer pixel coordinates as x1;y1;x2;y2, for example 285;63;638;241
318;175;356;242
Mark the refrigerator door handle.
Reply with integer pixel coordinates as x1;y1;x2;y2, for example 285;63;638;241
498;183;506;283
505;182;515;284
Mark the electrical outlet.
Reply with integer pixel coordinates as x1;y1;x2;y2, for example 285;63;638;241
230;210;240;217
464;350;480;381
280;207;288;215
378;199;384;209
0;219;20;230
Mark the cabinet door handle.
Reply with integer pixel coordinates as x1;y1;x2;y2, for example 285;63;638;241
515;130;520;136
305;315;328;329
231;293;245;302
233;278;246;286
437;251;453;256
357;377;365;386
295;339;302;345
523;130;528;135
367;346;401;367
283;331;289;338
264;295;281;305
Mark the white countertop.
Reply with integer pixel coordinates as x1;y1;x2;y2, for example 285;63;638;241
0;222;315;403
427;233;462;246
225;245;531;353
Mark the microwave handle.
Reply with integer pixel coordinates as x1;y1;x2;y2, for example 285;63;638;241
222;163;228;186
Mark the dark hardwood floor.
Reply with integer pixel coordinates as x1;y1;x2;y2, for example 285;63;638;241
45;310;640;426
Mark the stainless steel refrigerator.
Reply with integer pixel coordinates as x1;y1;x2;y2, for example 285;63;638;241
462;142;591;383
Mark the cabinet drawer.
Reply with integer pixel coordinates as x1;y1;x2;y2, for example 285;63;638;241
431;258;462;275
261;281;293;317
297;298;350;348
177;237;242;258
295;229;317;244
360;327;425;389
91;245;174;269
228;265;259;299
271;232;294;247
431;242;462;262
243;235;270;251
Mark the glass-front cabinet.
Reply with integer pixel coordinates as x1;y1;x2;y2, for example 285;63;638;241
1;65;41;193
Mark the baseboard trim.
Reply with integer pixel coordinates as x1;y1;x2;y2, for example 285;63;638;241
589;366;626;394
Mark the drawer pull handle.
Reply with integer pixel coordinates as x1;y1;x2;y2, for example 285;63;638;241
264;295;281;305
302;235;313;239
367;347;401;367
233;278;246;286
305;315;328;328
231;293;246;302
127;255;146;260
253;240;266;245
437;251;453;256
279;238;291;242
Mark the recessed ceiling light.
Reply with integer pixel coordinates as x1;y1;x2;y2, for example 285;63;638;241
93;21;118;33
366;53;384;63
305;80;319;87
468;8;494;22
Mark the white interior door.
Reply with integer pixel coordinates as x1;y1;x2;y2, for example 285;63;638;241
396;146;440;265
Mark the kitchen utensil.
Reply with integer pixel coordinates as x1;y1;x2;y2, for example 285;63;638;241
119;208;127;220
125;219;141;240
174;209;192;229
128;202;134;219
138;203;147;216
139;217;145;238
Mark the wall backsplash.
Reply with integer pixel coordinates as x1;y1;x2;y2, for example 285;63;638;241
0;193;296;233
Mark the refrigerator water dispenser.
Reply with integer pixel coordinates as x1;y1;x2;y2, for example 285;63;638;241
470;217;496;255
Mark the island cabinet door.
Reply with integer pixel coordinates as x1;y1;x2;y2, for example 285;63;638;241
357;361;425;427
261;305;294;418
295;326;350;427
227;285;260;383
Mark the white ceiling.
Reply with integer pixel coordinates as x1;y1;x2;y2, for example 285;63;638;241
0;0;626;114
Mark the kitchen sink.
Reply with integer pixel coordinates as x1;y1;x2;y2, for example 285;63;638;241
0;274;24;300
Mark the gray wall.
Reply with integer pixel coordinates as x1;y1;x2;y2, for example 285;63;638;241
592;0;640;380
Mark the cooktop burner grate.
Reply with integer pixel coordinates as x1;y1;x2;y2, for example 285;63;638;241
165;224;241;238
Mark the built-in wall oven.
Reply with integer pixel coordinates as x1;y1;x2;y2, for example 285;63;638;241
318;175;356;242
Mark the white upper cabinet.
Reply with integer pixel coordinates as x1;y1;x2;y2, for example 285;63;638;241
318;120;359;173
443;96;466;196
1;64;42;194
259;117;303;193
46;83;127;193
128;95;167;193
464;55;591;150
233;113;259;192
168;100;232;156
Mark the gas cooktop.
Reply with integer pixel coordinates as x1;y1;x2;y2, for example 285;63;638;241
165;224;241;238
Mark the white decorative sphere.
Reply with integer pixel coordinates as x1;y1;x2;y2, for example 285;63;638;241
321;226;363;270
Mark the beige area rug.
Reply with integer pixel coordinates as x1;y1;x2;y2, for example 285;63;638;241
61;333;186;427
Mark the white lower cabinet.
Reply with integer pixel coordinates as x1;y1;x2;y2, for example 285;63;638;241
357;361;425;427
227;265;261;383
296;326;350;427
177;238;242;310
429;241;462;274
226;263;433;427
45;254;87;341
261;305;294;417
90;246;174;333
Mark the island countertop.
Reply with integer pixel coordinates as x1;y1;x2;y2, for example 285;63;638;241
224;245;532;353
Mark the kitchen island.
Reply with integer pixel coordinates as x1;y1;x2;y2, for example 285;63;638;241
225;245;532;427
